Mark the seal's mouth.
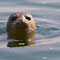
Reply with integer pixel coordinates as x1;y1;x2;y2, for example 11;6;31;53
15;22;29;29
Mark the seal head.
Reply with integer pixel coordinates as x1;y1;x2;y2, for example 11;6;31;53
7;12;35;45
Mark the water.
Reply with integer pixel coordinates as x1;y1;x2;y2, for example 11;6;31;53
0;0;60;60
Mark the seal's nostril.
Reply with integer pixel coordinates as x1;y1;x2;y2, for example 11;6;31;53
19;19;23;23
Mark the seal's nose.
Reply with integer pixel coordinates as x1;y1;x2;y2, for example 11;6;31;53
19;19;23;23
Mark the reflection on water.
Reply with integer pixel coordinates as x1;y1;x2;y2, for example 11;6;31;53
7;40;35;47
6;28;36;47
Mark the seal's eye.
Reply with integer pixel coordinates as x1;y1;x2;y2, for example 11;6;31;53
25;16;31;21
11;16;18;21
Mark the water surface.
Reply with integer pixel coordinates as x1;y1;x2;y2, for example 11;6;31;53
0;0;60;60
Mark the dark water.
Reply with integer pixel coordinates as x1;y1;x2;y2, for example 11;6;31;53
0;0;60;60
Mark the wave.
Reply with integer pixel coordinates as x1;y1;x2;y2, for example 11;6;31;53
0;6;60;12
0;20;7;23
36;37;60;45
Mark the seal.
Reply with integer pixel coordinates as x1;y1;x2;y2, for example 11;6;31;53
6;12;35;46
